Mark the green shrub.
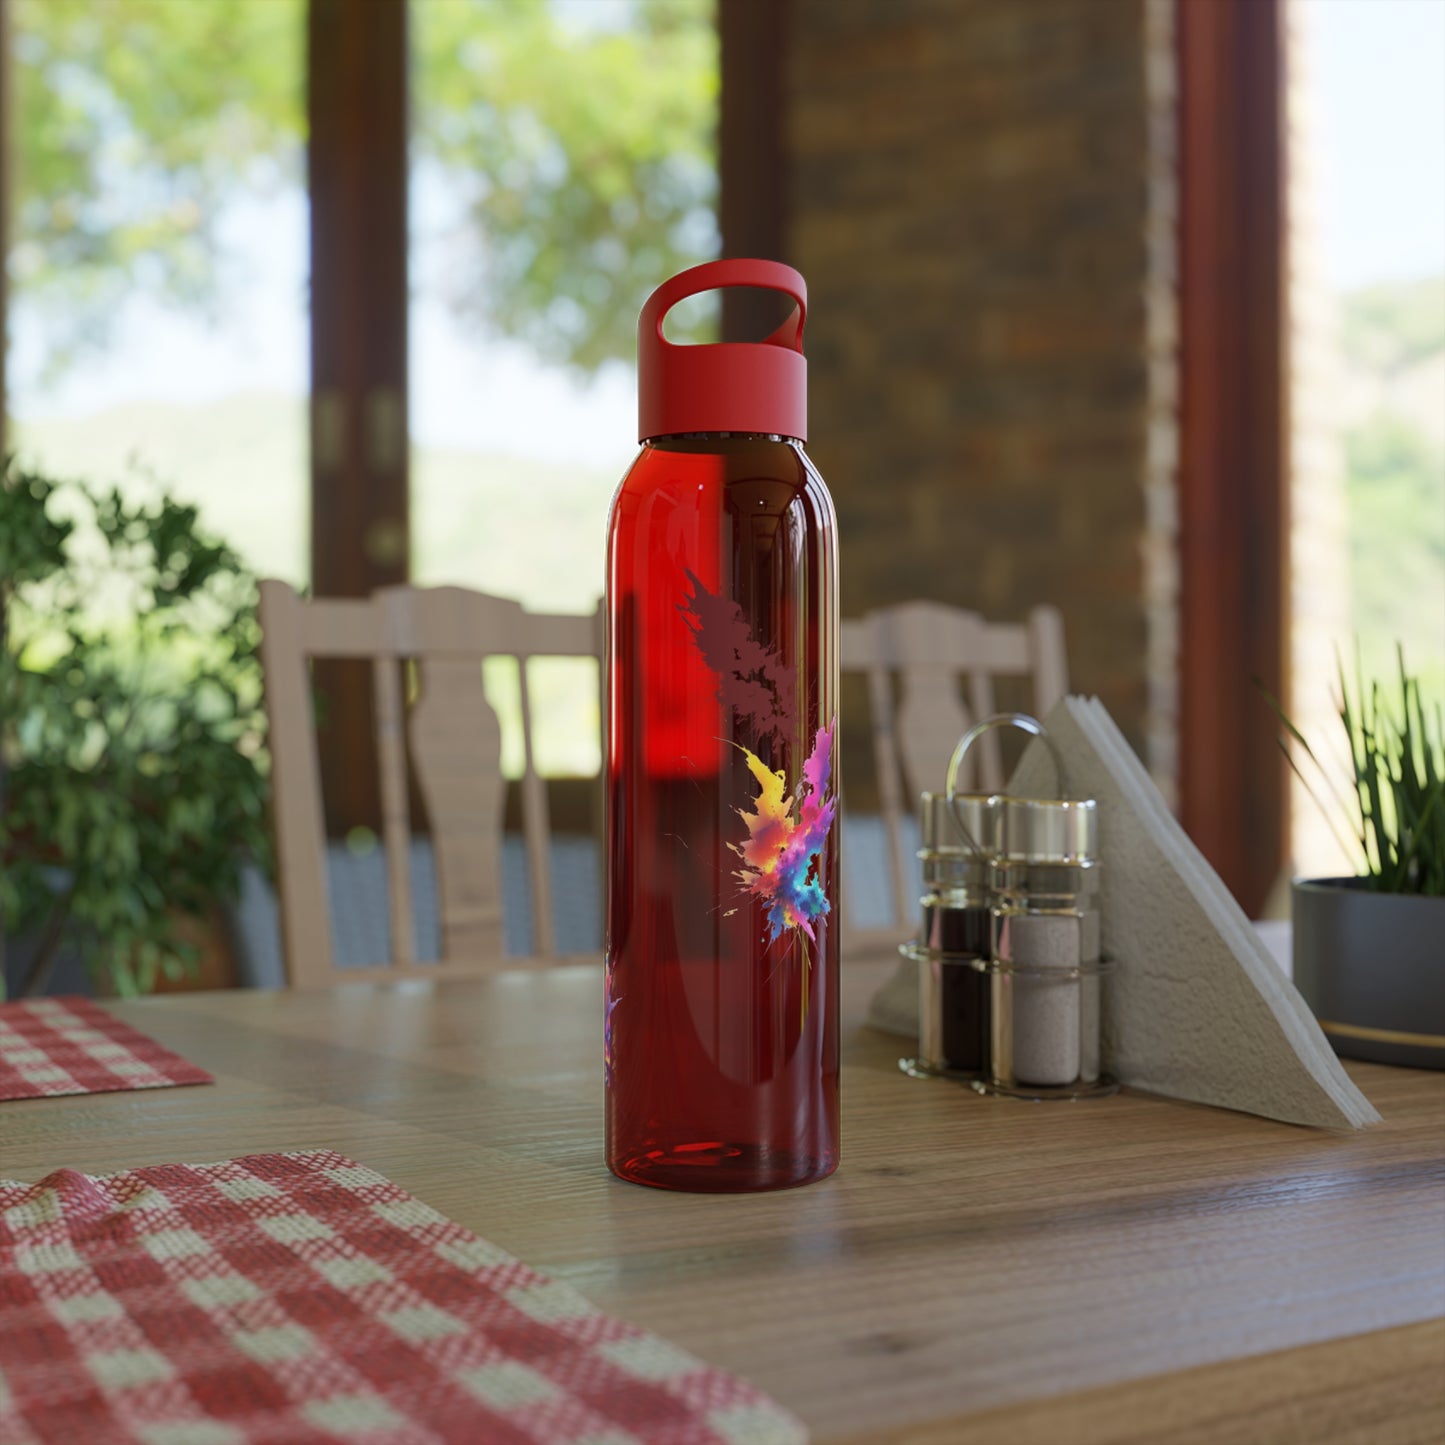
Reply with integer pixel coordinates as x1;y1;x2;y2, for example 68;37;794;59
0;458;271;995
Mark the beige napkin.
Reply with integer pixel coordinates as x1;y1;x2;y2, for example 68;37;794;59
868;695;1379;1129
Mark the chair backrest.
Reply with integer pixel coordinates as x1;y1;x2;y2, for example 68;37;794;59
839;601;1069;943
258;580;604;987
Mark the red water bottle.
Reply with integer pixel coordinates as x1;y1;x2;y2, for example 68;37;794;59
605;259;840;1191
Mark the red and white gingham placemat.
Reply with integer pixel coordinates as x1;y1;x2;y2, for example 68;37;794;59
0;996;212;1102
0;1150;806;1445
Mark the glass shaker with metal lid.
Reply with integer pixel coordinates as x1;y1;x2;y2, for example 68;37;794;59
899;712;1116;1100
987;790;1115;1099
899;791;995;1079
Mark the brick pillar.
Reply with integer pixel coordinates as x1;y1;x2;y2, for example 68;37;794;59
788;0;1171;774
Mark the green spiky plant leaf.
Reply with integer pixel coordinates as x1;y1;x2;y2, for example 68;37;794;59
1265;649;1445;897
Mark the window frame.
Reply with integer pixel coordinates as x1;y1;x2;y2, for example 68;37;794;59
1176;0;1291;914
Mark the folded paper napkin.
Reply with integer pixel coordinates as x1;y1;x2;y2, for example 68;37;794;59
0;996;212;1102
868;695;1379;1129
0;1150;805;1445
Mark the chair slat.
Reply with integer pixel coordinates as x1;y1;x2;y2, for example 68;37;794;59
258;581;335;988
297;595;386;658
967;671;1003;790
516;656;556;956
372;653;415;967
1029;605;1069;713
410;656;507;961
897;668;973;799
866;642;910;933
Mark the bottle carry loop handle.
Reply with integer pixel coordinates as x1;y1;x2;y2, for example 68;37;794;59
639;258;807;355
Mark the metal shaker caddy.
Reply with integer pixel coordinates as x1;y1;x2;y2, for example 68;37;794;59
899;713;1116;1100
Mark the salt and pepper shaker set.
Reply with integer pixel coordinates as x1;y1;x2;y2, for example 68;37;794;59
900;714;1116;1100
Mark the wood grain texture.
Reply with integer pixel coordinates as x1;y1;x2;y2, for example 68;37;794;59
1;960;1440;1443
846;1320;1445;1445
257;578;335;986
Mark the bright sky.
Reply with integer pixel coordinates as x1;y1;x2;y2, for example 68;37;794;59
1302;0;1445;289
11;0;1445;458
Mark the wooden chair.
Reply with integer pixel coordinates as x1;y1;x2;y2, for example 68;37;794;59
839;601;1069;947
258;580;604;987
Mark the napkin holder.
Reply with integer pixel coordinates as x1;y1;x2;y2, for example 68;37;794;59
871;695;1381;1129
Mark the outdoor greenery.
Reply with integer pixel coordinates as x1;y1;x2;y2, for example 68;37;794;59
1274;654;1445;897
416;0;717;368
0;460;271;997
1338;279;1445;702
13;0;716;380
11;0;303;381
1345;413;1444;667
1340;276;1445;375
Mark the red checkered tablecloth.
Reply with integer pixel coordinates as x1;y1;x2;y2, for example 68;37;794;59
0;1151;807;1445
0;997;212;1102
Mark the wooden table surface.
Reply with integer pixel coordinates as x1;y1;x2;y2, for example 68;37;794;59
2;961;1443;1444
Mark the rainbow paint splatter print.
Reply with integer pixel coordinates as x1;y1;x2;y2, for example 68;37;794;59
730;724;837;1022
732;723;837;943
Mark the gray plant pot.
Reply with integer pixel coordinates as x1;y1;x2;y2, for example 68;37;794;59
1292;878;1445;1070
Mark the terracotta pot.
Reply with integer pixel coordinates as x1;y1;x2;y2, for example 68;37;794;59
1292;878;1445;1070
148;910;239;994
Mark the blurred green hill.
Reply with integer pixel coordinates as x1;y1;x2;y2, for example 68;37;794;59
15;395;618;775
1337;276;1445;695
14;392;620;611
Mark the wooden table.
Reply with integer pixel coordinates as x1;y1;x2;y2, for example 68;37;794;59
3;961;1442;1444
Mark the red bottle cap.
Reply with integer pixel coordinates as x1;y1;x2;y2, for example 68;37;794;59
638;259;807;443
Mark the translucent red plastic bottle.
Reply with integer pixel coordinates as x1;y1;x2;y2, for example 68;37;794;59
605;261;839;1192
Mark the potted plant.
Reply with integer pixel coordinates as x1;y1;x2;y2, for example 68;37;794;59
0;459;271;998
1276;655;1444;1069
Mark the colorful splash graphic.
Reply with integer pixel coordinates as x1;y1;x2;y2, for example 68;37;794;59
730;723;837;1023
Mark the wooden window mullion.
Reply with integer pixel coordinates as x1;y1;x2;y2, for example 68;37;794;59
307;0;410;834
718;0;791;341
1177;0;1290;914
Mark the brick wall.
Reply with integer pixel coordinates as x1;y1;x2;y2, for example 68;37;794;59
787;0;1175;780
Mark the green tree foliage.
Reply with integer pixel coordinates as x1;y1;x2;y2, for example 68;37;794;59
1343;411;1445;686
0;461;271;996
1340;277;1445;374
12;0;717;381
1346;409;1440;486
11;0;305;378
416;0;718;368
